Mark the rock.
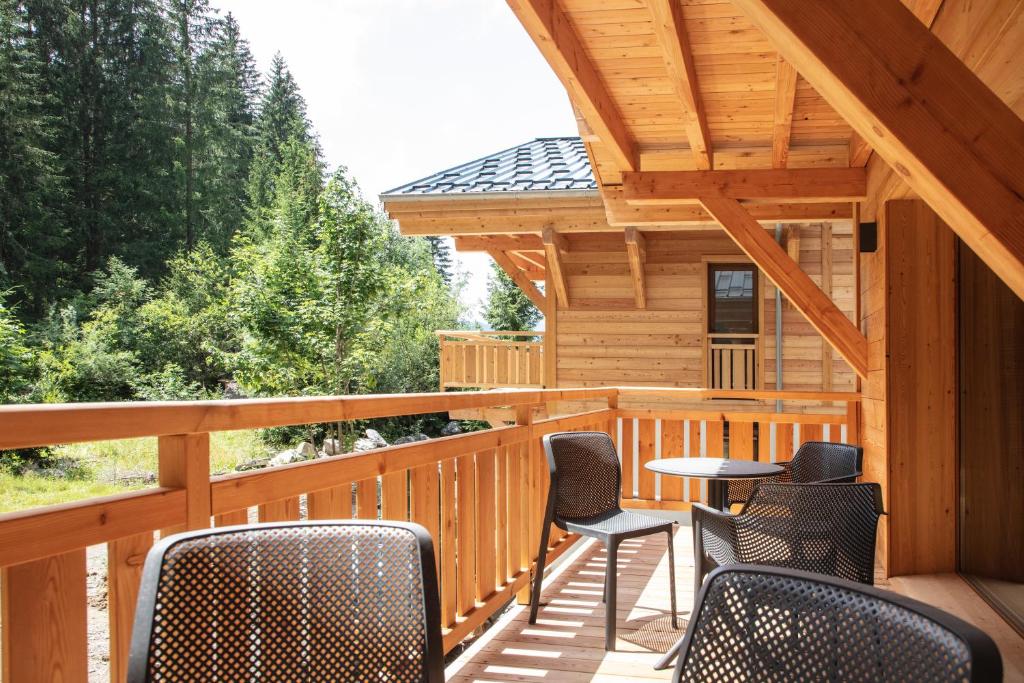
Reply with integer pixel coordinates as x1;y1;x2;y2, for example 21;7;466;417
296;441;317;458
235;458;269;472
322;438;342;455
269;449;306;467
393;433;430;445
352;438;379;452
441;421;462;437
364;429;388;448
113;470;158;486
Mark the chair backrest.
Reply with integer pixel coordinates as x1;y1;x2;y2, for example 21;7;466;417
790;440;863;483
674;565;1003;683
543;431;621;521
736;482;884;584
128;520;444;683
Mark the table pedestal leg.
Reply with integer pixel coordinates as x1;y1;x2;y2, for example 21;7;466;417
707;479;728;511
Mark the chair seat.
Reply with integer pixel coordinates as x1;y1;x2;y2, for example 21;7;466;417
563;509;673;540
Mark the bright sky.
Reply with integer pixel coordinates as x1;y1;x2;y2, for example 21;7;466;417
212;0;577;322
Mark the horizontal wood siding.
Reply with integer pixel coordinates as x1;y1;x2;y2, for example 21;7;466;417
556;227;856;392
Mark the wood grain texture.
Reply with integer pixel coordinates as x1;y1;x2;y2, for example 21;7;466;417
624;168;867;204
771;57;798;168
884;200;957;575
701;196;868;378
2;550;88;683
108;532;153;683
731;0;1024;299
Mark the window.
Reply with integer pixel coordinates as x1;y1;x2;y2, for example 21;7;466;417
707;264;758;334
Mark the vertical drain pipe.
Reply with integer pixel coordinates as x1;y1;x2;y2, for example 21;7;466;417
775;224;784;413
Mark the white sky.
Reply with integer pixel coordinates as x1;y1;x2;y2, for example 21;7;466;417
211;0;577;321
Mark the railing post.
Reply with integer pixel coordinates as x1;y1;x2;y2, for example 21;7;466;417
846;400;861;445
158;433;212;535
516;404;536;605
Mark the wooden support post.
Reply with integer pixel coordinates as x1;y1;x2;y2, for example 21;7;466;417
771;57;798;168
730;0;1024;300
515;405;535;604
649;0;711;169
158;432;211;535
701;195;869;379
2;550;88;682
625;227;647;309
543;265;558;389
542;228;569;307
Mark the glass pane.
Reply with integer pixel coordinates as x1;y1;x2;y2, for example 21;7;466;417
708;265;757;334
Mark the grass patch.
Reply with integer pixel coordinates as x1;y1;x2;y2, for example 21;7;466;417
1;430;272;514
0;471;127;513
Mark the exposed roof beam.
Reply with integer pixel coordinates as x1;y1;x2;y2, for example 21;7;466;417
622;168;867;205
454;235;544;251
489;250;546;309
508;0;638;171
541;228;570;307
649;0;712;170
512;250;547;269
624;228;647;309
508;252;546;280
604;187;852;225
848;132;872;167
771;57;798;168
731;0;1024;299
701;194;868;379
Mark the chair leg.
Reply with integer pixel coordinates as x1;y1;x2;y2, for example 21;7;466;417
666;529;678;630
605;539;618;651
528;514;553;624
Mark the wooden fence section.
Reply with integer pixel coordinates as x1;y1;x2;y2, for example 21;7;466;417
0;386;855;681
437;330;544;390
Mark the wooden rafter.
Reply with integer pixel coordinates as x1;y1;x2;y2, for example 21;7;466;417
848;133;872;167
507;0;638;171
489;249;546;310
623;168;867;204
507;252;545;281
731;0;1024;299
771;57;798;168
624;228;647;309
649;0;711;170
700;195;868;379
541;228;569;307
512;250;546;269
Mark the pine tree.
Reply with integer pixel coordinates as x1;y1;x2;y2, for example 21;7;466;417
246;53;321;220
483;262;541;334
193;12;258;252
0;0;67;318
425;236;453;284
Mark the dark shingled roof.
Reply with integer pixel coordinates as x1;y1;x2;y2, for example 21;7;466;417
381;137;595;196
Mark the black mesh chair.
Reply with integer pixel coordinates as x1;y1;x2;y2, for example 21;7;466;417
672;565;1003;682
128;520;444;682
728;440;863;506
693;482;884;597
528;431;678;650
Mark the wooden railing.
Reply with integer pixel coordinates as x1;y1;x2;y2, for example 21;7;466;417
706;332;760;390
437;330;544;390
0;386;858;681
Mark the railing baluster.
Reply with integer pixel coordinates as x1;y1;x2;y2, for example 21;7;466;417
661;420;684;501
2;550;89;682
440;459;457;629
355;477;378;519
307;487;345;519
455;453;476;616
108;532;153;682
475;449;497;602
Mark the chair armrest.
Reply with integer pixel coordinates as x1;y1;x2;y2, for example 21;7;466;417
691;504;739;567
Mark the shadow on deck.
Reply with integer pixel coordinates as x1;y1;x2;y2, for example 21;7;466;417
447;521;691;682
446;515;1024;682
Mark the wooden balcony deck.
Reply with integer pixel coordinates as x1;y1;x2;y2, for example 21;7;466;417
446;514;1024;682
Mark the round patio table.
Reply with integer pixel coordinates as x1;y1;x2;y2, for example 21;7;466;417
644;458;783;512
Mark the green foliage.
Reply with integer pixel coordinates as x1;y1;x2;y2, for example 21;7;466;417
0;292;35;403
484;262;542;334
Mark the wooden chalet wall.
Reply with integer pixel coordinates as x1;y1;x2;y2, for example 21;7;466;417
552;226;855;392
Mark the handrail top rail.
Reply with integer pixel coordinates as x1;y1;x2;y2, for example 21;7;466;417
0;386;860;451
436;329;544;338
0;387;613;450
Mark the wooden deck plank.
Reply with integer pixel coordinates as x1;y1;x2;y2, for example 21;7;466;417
445;515;1024;681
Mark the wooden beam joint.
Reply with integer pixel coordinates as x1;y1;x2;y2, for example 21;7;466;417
624;227;647;309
